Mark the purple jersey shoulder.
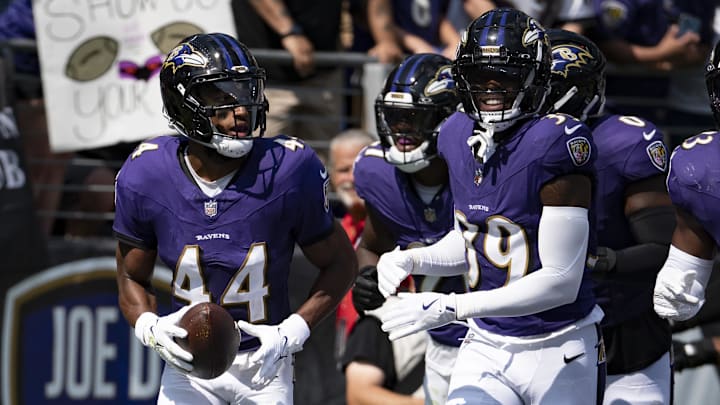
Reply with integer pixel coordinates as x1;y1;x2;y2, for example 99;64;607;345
592;114;667;181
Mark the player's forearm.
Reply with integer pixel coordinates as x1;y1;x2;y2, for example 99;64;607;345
116;243;158;326
356;245;380;269
247;0;296;37
367;0;398;44
608;204;674;275
297;228;358;328
601;39;665;64
299;262;356;328
347;383;423;405
455;207;588;319
117;276;157;326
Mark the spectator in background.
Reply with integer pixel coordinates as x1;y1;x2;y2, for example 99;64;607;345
449;0;596;34
590;0;714;148
342;292;428;405
664;0;715;149
0;0;122;239
364;0;461;63
329;128;375;359
329;129;375;242
0;18;48;347
510;0;596;33
591;0;703;70
0;28;48;281
233;0;345;161
0;0;69;236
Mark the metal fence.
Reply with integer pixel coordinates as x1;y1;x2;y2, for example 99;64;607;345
0;38;712;244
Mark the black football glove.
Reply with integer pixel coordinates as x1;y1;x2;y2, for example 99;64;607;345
593;246;617;273
590;246;617;283
352;266;386;313
672;338;719;372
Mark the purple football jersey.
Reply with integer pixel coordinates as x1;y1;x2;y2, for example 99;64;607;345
354;143;468;346
438;112;597;337
113;135;334;351
591;115;668;326
667;131;720;247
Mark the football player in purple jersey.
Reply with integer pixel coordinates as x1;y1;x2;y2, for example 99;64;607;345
374;9;606;404
545;29;674;405
345;53;467;404
653;39;720;325
113;33;357;404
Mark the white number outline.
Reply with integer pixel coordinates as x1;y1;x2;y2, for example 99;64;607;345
617;115;646;127
455;211;530;288
173;243;269;322
682;132;715;150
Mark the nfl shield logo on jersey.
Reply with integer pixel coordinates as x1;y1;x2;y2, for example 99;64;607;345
566;137;591;166
204;200;218;217
424;207;437;223
474;167;483;186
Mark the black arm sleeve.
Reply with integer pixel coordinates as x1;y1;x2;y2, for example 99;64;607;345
612;206;675;276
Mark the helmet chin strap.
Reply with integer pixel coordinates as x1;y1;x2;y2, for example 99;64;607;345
396;158;432;173
175;121;254;158
205;134;254;158
385;139;433;173
467;123;496;163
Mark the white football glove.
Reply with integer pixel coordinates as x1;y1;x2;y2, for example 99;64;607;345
236;314;310;389
654;268;708;321
380;292;457;340
134;305;195;374
377;246;415;298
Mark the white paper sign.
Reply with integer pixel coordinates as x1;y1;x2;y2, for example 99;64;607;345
32;0;236;152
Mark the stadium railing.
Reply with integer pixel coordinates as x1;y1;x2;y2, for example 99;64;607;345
0;38;711;245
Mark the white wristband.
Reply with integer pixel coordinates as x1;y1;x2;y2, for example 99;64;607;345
667;245;714;286
133;312;158;346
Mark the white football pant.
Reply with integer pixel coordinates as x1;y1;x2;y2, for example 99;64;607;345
603;351;671;405
423;337;460;405
447;311;605;405
157;350;293;404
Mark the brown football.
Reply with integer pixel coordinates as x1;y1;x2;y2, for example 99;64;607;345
176;302;239;379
